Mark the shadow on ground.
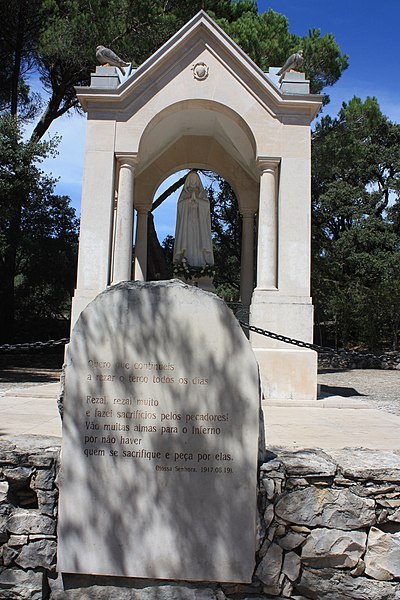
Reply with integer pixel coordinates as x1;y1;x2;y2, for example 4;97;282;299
0;368;61;385
319;384;367;397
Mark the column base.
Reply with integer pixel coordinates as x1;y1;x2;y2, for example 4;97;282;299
254;348;317;403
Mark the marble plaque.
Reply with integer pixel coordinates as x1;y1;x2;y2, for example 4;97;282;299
58;281;260;582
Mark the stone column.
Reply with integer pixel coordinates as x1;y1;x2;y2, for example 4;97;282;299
256;159;280;290
112;156;136;284
240;209;255;306
134;207;148;281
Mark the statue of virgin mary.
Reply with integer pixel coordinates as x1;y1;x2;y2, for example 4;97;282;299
173;171;214;268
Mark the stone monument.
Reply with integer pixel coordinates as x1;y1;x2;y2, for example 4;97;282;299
173;170;215;291
58;280;260;582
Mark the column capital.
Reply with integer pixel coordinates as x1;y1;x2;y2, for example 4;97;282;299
256;157;280;174
241;208;256;218
115;153;138;169
135;205;149;215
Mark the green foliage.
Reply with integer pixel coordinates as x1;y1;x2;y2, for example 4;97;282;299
216;8;348;97
0;115;78;341
207;174;242;301
312;97;400;350
302;29;349;98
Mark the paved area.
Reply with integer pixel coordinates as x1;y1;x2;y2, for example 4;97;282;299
0;382;62;438
0;367;399;450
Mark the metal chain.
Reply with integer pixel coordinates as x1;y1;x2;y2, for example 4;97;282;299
0;326;335;354
239;321;335;353
0;338;70;352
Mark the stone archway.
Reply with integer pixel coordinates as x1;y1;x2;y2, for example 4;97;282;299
129;99;259;305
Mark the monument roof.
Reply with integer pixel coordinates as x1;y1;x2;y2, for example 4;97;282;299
76;10;322;119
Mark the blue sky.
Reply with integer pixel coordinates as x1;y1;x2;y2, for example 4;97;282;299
39;0;400;235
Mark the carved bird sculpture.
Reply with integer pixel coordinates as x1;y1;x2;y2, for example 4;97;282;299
277;50;304;83
96;45;129;75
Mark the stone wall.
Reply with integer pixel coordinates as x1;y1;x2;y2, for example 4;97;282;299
318;350;400;370
1;440;400;599
256;448;400;600
0;438;59;600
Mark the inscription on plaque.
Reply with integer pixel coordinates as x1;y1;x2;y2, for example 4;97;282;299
58;281;260;582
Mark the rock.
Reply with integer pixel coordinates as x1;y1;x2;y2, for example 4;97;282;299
280;451;336;477
378;509;389;523
286;478;309;489
378;499;400;508
278;531;306;551
255;542;283;594
31;468;54;490
50;582;224;600
28;453;55;468
0;568;43;600
0;451;19;466
0;480;8;502
281;577;294;597
3;467;33;487
260;459;281;473
283;551;301;582
37;489;58;517
388;509;400;522
327;450;400;482
16;538;57;570
8;534;28;546
334;477;356;487
6;509;55;535
301;528;367;568
275;487;375;530
2;544;19;566
297;567;400;600
0;515;8;543
364;527;400;581
262;478;275;499
256;510;266;552
291;525;311;534
264;503;274;528
350;559;365;577
258;538;271;559
365;485;396;495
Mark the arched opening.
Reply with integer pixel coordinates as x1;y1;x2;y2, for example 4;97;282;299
146;169;255;313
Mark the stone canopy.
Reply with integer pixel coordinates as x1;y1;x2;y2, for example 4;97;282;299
72;10;323;402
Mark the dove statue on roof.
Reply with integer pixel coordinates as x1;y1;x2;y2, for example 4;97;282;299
96;46;130;75
276;50;304;84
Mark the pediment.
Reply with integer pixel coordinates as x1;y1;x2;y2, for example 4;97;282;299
77;11;321;121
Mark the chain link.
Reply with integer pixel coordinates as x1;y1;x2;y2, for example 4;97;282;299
239;321;335;353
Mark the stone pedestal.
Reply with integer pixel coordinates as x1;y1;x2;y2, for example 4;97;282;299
250;291;317;402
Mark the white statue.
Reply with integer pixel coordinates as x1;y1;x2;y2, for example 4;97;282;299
173;171;214;268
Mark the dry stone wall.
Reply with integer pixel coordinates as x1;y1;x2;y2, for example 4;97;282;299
318;350;400;370
1;439;400;599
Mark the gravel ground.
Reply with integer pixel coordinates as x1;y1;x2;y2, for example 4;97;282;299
318;368;400;416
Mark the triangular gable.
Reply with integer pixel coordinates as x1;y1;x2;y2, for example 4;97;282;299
76;10;321;119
